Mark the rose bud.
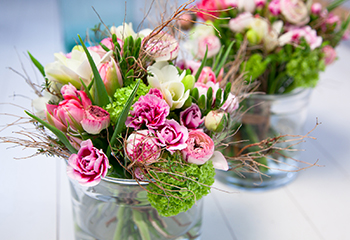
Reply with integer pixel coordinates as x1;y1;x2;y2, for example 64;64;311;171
205;110;226;132
180;103;204;130
81;105;110;135
67;139;109;187
99;54;123;97
126;130;161;163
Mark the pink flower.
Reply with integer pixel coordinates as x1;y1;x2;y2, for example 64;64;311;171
255;0;266;8
176;59;201;74
178;13;195;31
180;104;204;129
229;12;254;33
197;66;217;84
98;57;123;97
279;26;322;50
342;30;350;40
126;93;170;130
205;110;226;132
220;93;239;114
322;14;341;32
268;0;281;16
196;0;226;21
280;0;309;26
311;3;322;15
81;105;110;135
322;45;337;65
60;83;92;108
88;38;116;58
194;82;220;100
144;32;179;61
148;88;163;99
182;130;228;170
67;139;109;186
197;35;221;59
152;119;189;153
126;130;161;163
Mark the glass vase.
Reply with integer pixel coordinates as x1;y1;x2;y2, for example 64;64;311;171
216;88;312;190
69;176;203;240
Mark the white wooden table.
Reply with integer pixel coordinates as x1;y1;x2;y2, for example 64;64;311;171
1;0;350;239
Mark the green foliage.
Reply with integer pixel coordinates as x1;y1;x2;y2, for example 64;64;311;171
147;157;215;217
27;51;45;77
241;54;270;81
105;81;150;124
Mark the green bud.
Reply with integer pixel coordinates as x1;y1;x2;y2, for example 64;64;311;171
246;29;260;45
205;110;226;132
181;75;195;91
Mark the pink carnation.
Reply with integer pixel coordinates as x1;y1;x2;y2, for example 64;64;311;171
126;93;170;130
152;119;189;153
67;139;109;186
180;104;204;129
268;0;281;16
279;26;322;50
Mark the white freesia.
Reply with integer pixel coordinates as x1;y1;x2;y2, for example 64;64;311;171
263;21;283;52
147;62;189;110
229;12;254;33
110;22;152;40
237;0;256;13
249;18;269;43
44;45;101;88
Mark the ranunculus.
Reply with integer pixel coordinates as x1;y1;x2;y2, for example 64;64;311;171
81;105;110;135
311;3;322;15
278;26;322;50
220;93;239;114
322;45;337;65
342;30;350;40
178;13;195;31
45;45;101;88
205;110;226;132
180;104;204;129
98;52;123;96
229;12;254;33
268;0;281;16
197;35;221;59
67;139;109;186
182;130;228;170
280;0;309;26
126;130;161;163
196;0;226;21
197;66;217;84
144;32;179;61
152;119;189;153
147;62;189;109
125;93;170;130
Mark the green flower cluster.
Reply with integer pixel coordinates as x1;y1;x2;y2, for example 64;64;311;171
147;158;215;217
105;81;150;125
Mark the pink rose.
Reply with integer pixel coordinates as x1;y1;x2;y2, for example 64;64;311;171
268;0;281;16
322;45;337;65
67;139;109;186
229;12;254;33
81;105;110;135
152;119;189;153
311;3;322;15
126;93;170;130
220;93;239;114
126;130;161;163
197;35;221;59
197;66;217;84
280;0;309;26
180;104;204;129
182;130;228;170
196;0;226;21
98;57;123;97
279;26;322;50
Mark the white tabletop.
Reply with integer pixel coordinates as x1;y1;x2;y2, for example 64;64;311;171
1;0;350;239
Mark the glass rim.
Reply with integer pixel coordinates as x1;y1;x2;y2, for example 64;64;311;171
101;176;149;186
249;88;312;101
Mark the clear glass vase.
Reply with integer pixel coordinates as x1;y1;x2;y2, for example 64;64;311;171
69;176;203;240
216;88;312;190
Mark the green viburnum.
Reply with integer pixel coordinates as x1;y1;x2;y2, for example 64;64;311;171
241;53;270;81
147;155;215;217
105;81;150;124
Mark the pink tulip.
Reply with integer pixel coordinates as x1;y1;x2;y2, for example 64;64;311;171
67;139;109;186
152;119;189;153
322;45;337;65
98;57;123;97
81;105;110;135
197;66;217;84
180;104;204;130
197;35;221;59
126;130;161;163
126;93;170;130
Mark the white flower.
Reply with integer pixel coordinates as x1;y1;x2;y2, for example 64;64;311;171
229;12;254;33
280;0;309;26
44;45;101;88
263;21;283;52
147;62;189;110
110;22;152;40
237;0;256;13
32;91;59;119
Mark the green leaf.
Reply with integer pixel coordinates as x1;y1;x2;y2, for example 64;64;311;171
191;88;199;101
198;94;206;109
106;79;141;157
78;35;110;107
212;46;224;71
133;38;142;59
25;111;77;153
327;0;346;12
223;82;231;104
215;88;222;108
214;41;235;77
80;79;94;105
99;42;110;52
206;87;213;109
194;46;208;81
27;51;45;77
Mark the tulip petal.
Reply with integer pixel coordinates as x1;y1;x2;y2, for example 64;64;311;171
210;151;229;171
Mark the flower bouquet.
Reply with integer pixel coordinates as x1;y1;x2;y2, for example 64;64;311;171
180;0;342;189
